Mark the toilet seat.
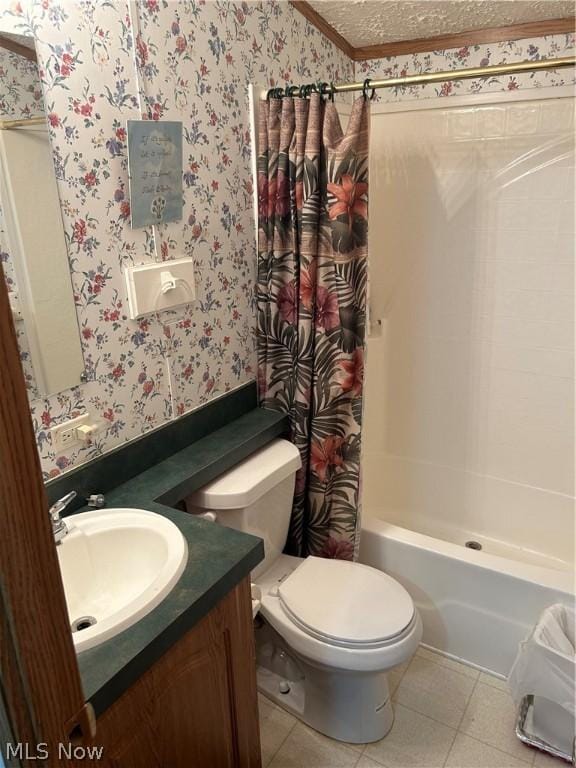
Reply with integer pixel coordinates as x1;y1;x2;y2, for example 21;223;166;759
278;557;414;649
257;555;422;672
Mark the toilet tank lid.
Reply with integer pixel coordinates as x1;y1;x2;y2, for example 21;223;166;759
187;439;302;510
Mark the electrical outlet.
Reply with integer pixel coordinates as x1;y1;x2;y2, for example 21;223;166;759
50;414;93;452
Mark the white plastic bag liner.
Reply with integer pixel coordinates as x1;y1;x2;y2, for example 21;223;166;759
509;604;575;716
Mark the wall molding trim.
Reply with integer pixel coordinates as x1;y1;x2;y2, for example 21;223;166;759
289;1;355;59
353;18;576;60
290;3;575;62
0;33;37;62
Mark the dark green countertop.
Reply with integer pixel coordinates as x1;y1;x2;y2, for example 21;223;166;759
72;407;287;715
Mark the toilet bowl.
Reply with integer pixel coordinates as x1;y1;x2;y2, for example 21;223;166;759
254;552;422;742
186;439;422;743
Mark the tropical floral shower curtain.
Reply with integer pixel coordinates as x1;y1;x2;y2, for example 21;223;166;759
257;92;369;560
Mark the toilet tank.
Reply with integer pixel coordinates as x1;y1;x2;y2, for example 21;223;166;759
185;439;301;577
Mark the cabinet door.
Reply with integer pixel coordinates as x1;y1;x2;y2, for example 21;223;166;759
152;625;238;767
105;726;161;768
97;578;261;768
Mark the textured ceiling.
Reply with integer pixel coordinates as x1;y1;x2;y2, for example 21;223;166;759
306;1;575;47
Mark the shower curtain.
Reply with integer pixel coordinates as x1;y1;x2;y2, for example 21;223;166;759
257;92;369;560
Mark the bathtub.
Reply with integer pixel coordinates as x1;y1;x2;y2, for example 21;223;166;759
360;90;575;678
359;514;574;677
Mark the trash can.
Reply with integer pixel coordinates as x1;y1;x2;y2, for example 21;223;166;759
509;603;575;763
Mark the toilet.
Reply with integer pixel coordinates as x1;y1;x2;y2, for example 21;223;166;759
186;439;422;744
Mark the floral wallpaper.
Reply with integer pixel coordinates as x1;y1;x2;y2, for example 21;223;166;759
0;46;43;117
0;0;573;483
357;32;575;101
0;0;352;480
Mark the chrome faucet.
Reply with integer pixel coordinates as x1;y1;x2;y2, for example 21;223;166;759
48;491;77;543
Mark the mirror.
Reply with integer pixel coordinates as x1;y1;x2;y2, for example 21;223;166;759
0;33;84;398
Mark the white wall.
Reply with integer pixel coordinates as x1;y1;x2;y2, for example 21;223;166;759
363;93;575;567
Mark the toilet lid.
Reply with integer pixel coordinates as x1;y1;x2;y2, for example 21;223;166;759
278;557;414;647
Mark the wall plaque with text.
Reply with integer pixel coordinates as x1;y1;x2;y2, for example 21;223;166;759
127;120;183;228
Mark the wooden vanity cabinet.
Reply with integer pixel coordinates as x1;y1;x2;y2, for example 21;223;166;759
93;577;261;768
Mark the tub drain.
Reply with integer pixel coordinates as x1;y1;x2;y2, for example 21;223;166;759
71;616;97;632
465;540;482;551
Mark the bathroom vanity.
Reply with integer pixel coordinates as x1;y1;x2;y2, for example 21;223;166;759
93;578;259;768
42;388;287;768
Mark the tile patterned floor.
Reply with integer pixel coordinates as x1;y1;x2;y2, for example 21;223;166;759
259;646;564;768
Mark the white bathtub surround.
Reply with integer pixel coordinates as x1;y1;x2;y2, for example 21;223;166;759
259;645;539;768
361;88;575;677
362;453;575;571
365;89;575;564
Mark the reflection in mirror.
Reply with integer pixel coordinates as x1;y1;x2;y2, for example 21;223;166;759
0;34;84;398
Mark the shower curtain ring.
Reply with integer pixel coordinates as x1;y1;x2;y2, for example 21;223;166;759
329;82;336;102
362;78;373;100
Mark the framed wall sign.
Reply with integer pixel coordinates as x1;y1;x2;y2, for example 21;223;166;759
127;120;183;228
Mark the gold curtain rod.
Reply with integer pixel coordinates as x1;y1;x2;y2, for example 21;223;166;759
269;56;576;97
0;116;46;130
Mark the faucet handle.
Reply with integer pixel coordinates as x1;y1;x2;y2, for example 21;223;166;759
87;493;106;508
48;491;76;544
49;490;77;519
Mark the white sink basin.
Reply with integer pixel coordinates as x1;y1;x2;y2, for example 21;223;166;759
56;508;188;653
